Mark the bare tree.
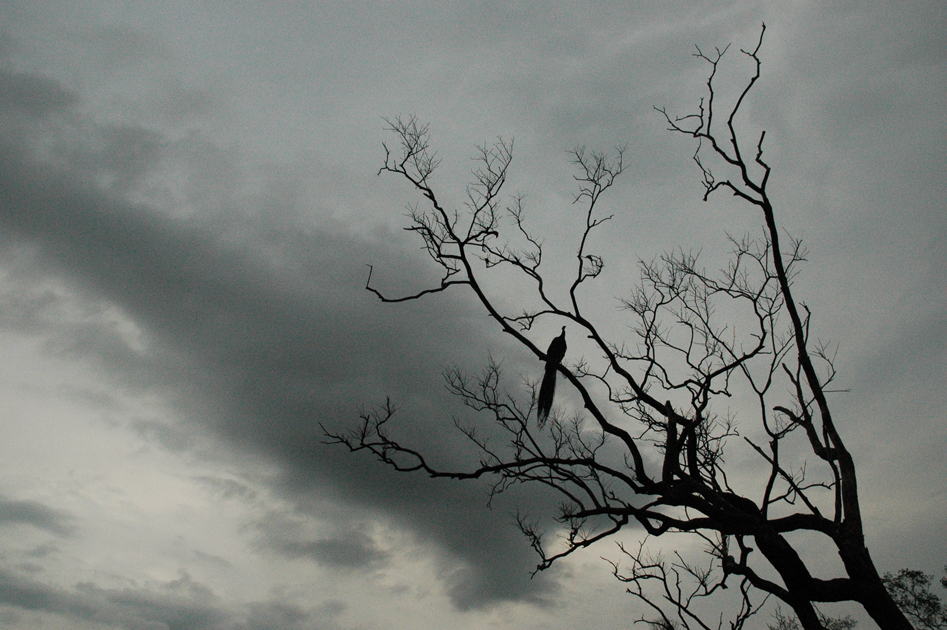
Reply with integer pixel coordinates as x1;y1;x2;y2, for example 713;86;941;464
325;26;916;630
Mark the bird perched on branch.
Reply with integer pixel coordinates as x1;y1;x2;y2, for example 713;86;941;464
537;326;567;427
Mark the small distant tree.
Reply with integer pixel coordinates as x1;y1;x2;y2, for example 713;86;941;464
326;25;917;629
883;568;947;630
768;607;857;630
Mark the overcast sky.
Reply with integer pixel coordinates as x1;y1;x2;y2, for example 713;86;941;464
0;2;945;629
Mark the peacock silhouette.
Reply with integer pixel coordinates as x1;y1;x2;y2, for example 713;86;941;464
536;326;566;426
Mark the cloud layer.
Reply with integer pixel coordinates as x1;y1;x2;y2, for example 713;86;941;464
0;2;945;629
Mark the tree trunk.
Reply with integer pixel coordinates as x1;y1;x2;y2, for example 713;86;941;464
861;588;915;630
838;541;915;630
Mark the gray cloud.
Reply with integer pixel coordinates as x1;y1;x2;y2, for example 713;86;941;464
0;498;75;537
272;530;389;570
245;600;312;630
0;567;347;630
0;70;77;117
193;476;259;503
25;543;59;559
0;568;229;630
131;418;192;453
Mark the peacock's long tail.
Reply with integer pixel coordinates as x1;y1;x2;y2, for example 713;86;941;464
537;362;558;426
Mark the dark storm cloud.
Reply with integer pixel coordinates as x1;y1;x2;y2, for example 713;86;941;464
0;497;75;537
269;529;389;569
272;461;565;610
0;74;564;610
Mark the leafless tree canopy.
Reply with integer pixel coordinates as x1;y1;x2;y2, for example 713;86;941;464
325;26;916;630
